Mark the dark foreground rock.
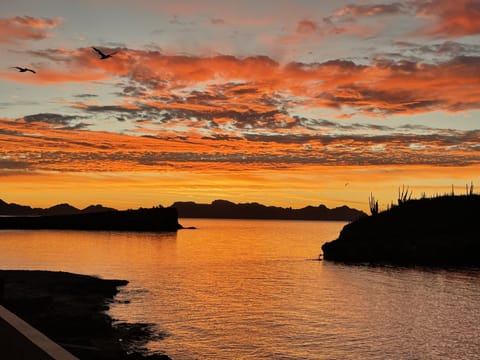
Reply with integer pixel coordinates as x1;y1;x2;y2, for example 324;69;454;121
0;270;171;360
0;207;181;232
322;195;480;266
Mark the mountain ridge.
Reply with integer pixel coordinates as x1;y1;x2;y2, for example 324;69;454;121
0;199;115;216
171;199;366;221
0;198;366;221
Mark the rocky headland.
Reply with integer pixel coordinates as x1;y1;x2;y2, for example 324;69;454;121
322;194;480;266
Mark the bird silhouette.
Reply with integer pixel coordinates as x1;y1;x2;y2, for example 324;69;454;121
13;66;36;74
91;47;117;60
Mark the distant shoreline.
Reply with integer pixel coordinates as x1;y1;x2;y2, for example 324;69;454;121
1;198;366;222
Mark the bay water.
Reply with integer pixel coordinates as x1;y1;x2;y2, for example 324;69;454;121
1;219;479;359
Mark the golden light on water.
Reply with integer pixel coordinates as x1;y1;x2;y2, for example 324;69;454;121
1;221;480;359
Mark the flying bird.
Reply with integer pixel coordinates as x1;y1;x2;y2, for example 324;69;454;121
13;66;36;74
91;47;117;60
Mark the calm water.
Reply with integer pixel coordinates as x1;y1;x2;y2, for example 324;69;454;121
1;219;480;359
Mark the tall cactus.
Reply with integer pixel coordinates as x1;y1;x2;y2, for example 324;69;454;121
398;185;412;205
369;193;379;215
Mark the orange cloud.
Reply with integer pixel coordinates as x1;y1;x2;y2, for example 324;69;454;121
414;0;480;38
136;53;479;117
0;16;61;43
334;3;406;18
296;20;318;34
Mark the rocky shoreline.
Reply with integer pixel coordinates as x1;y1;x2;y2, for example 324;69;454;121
0;270;171;360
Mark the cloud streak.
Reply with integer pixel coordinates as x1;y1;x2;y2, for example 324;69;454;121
2;113;480;174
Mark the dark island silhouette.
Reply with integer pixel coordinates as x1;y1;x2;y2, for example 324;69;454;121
172;199;366;221
0;201;181;232
322;193;480;266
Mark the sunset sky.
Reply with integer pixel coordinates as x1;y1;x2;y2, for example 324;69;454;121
1;0;480;212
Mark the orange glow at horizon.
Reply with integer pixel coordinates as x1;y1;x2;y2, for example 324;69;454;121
2;165;480;213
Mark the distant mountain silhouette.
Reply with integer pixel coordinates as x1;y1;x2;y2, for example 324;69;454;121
322;194;480;266
0;199;39;215
0;199;115;216
0;198;365;223
171;199;366;221
41;203;83;215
